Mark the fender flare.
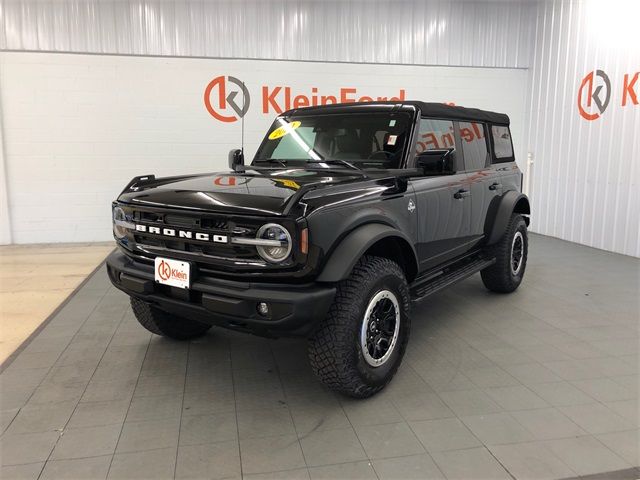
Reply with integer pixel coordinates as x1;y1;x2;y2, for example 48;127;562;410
316;223;418;283
485;190;530;245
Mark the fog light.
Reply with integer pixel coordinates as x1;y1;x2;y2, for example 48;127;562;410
257;302;269;317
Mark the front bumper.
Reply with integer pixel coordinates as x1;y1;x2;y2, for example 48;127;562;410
106;250;336;338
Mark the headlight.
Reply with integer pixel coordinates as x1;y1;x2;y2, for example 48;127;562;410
113;206;128;239
255;223;292;263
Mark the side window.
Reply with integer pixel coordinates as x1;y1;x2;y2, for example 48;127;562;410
415;119;455;154
491;125;514;162
459;122;488;171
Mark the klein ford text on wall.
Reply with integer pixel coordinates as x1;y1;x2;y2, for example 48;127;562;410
204;75;407;122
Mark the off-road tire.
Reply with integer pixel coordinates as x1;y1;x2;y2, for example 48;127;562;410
308;255;410;398
481;213;528;293
130;297;211;340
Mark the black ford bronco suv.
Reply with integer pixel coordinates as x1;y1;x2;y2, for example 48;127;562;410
107;101;530;398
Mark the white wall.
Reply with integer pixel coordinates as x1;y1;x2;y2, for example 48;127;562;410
0;0;535;68
525;0;640;257
0;52;527;243
0;84;11;244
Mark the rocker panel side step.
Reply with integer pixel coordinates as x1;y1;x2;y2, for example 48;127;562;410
410;256;495;302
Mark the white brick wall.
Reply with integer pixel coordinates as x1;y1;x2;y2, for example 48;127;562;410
0;52;527;243
0;95;10;244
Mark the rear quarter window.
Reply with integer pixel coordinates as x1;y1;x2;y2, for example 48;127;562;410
491;125;514;162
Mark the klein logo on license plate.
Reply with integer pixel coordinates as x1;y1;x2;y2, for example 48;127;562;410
155;257;191;289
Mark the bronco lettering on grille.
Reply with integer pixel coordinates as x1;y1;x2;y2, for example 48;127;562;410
135;224;227;243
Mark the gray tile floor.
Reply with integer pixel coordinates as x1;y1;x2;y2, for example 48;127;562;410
1;234;638;479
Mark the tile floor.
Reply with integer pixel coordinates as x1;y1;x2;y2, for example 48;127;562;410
0;243;115;363
0;234;638;479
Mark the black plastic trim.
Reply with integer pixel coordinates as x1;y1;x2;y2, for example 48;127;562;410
485;190;530;245
316;223;418;282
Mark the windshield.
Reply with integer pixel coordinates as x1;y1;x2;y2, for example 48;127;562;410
253;112;413;169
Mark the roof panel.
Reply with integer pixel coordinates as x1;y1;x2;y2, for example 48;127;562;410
283;101;510;125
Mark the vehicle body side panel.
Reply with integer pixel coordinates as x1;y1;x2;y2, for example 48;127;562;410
467;165;506;246
306;186;419;276
409;173;473;271
499;162;524;194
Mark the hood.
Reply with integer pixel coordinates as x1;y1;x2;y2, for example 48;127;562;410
117;168;365;216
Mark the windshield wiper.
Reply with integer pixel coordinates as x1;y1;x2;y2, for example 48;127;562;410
254;158;363;172
307;159;361;171
254;159;287;167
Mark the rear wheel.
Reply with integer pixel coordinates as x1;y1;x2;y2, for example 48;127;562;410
308;256;410;398
130;297;212;340
481;213;528;293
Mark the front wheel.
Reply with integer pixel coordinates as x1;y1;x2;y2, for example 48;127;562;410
481;213;528;293
308;256;410;398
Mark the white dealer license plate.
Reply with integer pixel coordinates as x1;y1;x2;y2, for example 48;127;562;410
154;257;191;289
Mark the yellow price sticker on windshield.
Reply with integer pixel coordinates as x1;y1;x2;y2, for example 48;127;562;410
268;121;301;140
273;179;301;190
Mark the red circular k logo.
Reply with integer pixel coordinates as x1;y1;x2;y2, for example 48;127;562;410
577;70;611;121
204;75;250;123
157;260;171;281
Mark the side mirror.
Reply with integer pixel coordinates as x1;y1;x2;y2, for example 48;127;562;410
416;148;455;175
228;149;245;172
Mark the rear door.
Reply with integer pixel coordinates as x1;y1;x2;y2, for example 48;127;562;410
458;121;503;246
409;118;473;271
489;124;520;192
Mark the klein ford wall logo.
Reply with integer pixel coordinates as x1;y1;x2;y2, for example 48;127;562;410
204;75;250;123
577;70;611;121
578;69;638;121
203;75;406;122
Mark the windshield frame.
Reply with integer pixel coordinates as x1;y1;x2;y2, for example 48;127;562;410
252;108;420;171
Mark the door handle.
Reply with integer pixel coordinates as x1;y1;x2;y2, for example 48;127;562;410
453;189;471;199
489;183;503;191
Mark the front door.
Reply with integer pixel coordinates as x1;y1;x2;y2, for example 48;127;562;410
410;118;473;272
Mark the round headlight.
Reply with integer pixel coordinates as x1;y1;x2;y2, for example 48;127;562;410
113;206;128;239
256;223;292;263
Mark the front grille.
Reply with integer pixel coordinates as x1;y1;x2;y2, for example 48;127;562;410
201;218;229;230
132;234;259;261
139;211;163;223
119;204;310;281
121;206;298;273
163;214;198;227
158;213;230;231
